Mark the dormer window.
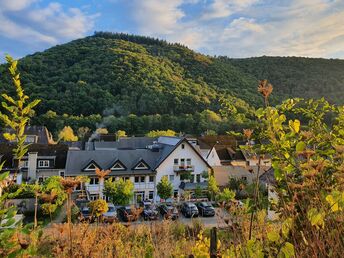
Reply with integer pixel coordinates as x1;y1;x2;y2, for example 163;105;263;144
83;161;100;171
110;160;126;171
133;160;150;170
38;160;49;168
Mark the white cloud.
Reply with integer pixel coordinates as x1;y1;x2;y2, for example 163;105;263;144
0;1;97;49
202;0;259;20
0;0;37;11
132;0;185;35
132;0;344;58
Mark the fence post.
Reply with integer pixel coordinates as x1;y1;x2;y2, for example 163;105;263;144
210;227;217;257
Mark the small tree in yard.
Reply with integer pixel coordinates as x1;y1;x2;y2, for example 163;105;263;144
217;188;235;203
88;199;108;223
104;178;134;205
157;176;173;201
207;175;219;201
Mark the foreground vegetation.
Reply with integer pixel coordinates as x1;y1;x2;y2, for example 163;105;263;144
1;53;344;257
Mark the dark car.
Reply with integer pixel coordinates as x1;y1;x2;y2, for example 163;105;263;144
142;204;159;220
159;203;179;220
79;207;94;222
196;202;215;217
117;206;140;222
181;202;199;218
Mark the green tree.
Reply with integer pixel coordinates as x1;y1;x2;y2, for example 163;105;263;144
207;175;219;201
104;178;134;205
217;188;235;203
157;176;173;200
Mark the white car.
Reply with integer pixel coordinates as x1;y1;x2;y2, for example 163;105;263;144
102;203;117;223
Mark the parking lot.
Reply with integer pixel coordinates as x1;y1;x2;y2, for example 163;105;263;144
109;208;231;228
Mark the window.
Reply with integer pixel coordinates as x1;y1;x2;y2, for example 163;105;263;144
169;175;174;182
124;177;130;181
23;161;28;168
149;176;154;182
90;178;99;184
196;174;201;183
181;144;185;149
111;161;125;170
84;162;98;171
173;190;179;198
38;177;44;183
190;174;195;183
38;160;49;168
59;171;65;178
180;158;185;166
186;158;191;166
90;195;98;201
149;191;154;200
174;159;178;165
134;161;149;170
135;176;145;183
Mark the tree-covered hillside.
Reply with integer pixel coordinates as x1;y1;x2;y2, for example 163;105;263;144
228;56;344;105
0;32;343;136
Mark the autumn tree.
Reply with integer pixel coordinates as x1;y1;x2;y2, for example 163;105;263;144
58;126;78;141
146;129;176;137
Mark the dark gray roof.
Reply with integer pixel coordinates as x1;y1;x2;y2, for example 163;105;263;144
65;149;161;176
93;137;157;150
259;167;276;185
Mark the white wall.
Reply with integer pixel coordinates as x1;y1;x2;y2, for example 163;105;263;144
205;148;222;166
155;142;210;201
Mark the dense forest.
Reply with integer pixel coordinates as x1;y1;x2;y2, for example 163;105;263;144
0;31;343;137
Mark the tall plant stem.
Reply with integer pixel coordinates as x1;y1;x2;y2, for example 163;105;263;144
249;156;262;240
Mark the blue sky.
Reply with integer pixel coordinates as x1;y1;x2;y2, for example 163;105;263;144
0;0;344;59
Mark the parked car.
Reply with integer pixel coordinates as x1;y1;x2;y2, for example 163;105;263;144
79;207;93;222
159;203;179;220
142;204;159;220
102;203;117;223
196;202;215;217
117;206;140;222
181;202;199;218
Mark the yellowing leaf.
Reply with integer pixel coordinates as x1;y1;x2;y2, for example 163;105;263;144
289;119;300;133
267;231;280;242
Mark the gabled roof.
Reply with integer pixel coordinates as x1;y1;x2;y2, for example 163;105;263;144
154;138;211;170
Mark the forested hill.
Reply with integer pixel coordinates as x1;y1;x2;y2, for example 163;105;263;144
228;56;344;105
0;32;343;136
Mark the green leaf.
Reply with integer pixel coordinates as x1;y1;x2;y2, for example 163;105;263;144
296;141;306;152
280;242;295;258
267;231;280;242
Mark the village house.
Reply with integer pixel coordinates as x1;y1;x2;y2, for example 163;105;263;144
65;136;211;203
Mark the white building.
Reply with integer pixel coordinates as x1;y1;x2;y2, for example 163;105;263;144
65;137;211;203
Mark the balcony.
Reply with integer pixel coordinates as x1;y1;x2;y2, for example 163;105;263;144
173;165;194;173
134;182;155;190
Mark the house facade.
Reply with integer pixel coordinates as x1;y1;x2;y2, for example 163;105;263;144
64;137;211;203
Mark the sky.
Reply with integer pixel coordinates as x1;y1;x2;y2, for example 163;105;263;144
0;0;344;59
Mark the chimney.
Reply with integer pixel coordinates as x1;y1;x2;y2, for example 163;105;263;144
28;152;38;180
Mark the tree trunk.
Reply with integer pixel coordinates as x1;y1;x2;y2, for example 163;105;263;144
34;194;38;229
